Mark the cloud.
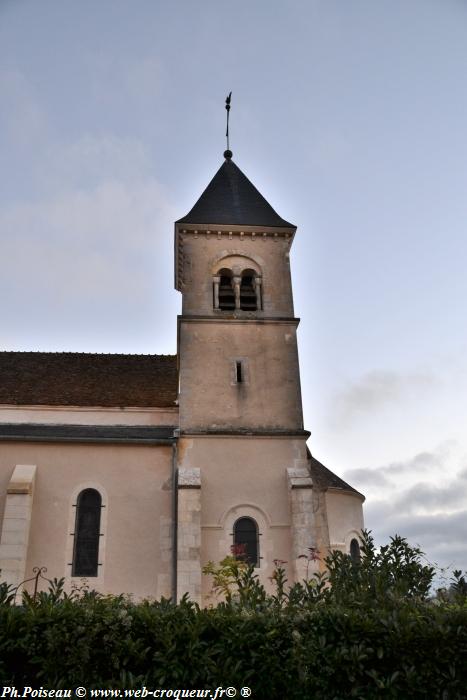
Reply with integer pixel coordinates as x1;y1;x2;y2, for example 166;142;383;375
331;369;436;427
396;481;467;514
382;450;440;475
352;441;467;577
43;134;154;191
0;68;48;147
365;506;467;584
342;467;389;488
83;51;165;113
0;176;175;304
0;128;179;352
122;55;165;101
0;61;181;352
346;441;465;486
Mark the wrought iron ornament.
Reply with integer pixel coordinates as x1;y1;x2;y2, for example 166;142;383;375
13;566;52;603
224;91;233;159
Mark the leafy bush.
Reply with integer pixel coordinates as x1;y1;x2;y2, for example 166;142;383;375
0;532;466;698
313;529;436;606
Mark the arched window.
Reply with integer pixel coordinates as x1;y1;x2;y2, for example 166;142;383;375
240;269;258;311
217;269;235;310
233;517;259;567
72;489;102;577
350;538;361;563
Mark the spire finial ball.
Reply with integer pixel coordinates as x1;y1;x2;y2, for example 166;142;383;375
224;149;233;160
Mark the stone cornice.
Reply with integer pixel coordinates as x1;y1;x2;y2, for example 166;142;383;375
178;429;310;439
178;314;300;327
174;224;295;292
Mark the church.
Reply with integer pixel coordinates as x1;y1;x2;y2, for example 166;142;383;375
0;148;364;604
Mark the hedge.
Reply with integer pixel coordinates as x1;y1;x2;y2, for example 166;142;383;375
1;532;466;698
1;592;466;698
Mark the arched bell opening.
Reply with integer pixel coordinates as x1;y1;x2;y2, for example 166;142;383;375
240;269;258;311
216;268;235;310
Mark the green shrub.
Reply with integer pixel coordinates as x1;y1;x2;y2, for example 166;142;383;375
0;533;466;698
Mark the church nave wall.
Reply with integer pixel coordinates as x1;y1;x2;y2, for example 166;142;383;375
0;442;174;600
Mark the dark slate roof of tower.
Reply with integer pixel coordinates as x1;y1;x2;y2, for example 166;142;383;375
176;158;295;229
0;352;178;407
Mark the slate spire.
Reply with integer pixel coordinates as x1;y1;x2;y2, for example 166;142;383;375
176;157;295;229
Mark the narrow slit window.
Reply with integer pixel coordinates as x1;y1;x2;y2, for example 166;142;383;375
236;360;243;383
72;488;102;577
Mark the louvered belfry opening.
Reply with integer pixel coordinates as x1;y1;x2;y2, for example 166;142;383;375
72;488;102;577
218;268;235;310
240;269;257;311
234;516;259;567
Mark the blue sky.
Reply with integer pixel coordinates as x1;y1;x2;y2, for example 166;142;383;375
1;0;467;583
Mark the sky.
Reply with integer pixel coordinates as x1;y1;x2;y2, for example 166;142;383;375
1;0;466;585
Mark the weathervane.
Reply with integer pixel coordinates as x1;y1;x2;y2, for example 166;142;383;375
224;91;232;159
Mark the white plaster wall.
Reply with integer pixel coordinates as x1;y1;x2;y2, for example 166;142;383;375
0;405;178;426
178;320;303;432
0;442;173;600
177;435;307;603
325;489;365;554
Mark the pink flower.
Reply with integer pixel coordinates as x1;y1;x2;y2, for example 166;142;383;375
307;547;320;561
230;543;247;557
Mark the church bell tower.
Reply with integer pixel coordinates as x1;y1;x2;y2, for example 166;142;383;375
175;151;303;434
174;148;319;604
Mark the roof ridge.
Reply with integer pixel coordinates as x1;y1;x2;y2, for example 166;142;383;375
0;351;177;357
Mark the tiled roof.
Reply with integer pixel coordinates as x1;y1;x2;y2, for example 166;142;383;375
307;449;365;500
176;157;295;229
0;352;178;408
